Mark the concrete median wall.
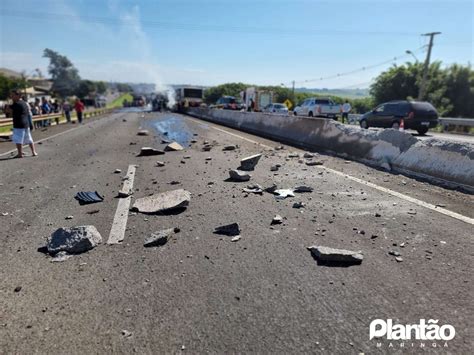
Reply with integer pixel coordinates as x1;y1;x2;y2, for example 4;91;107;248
187;108;474;190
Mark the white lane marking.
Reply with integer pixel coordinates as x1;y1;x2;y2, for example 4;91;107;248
185;115;474;226
107;165;137;244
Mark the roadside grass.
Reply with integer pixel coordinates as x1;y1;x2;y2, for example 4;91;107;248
107;93;133;108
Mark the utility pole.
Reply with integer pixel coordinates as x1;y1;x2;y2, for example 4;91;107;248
291;80;295;104
418;31;441;101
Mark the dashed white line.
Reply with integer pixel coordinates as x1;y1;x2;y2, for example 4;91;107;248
185;115;474;226
107;165;137;244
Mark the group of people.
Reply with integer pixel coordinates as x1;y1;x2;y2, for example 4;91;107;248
6;90;87;159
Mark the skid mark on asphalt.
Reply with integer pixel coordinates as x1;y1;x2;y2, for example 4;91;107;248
107;165;137;244
185;116;474;226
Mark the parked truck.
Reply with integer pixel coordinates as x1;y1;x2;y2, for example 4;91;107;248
293;97;341;119
242;87;273;112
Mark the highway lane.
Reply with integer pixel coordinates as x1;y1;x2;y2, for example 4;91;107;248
0;111;472;354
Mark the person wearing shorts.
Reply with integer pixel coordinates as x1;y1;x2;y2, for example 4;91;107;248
10;91;37;158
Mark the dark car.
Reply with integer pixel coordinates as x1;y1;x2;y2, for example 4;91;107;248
359;100;438;135
215;96;243;110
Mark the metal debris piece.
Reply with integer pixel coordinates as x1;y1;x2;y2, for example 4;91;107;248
229;170;250;182
74;191;104;205
131;189;191;214
165;142;184;151
307;245;363;265
239;154;262;171
138;147;165;156
214;223;240;236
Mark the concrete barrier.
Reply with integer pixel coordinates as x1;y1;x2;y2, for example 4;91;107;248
187;108;474;190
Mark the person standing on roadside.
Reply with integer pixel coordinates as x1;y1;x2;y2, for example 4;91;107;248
75;98;85;124
10;90;38;158
341;100;352;124
62;100;72;123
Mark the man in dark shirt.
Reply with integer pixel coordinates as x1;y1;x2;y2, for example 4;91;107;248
10;90;38;158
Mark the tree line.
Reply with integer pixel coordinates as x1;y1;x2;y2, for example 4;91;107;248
204;62;474;117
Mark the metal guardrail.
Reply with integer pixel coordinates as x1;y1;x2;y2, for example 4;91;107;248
438;117;474;127
0;108;113;129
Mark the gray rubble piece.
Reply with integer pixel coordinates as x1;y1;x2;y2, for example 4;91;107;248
47;226;102;256
239;154;263;171
288;153;300;158
305;160;324;166
51;251;73;262
137;130;150;136
223;145;237;151
264;184;278;193
165;142;184;151
231;235;241;242
243;184;263;194
118;168;135;197
307;245;364;265
270;165;279;172
293;202;305;209
274;189;295;199
229;169;251;182
114;169;122;174
144;228;177;247
138;147;165;156
294;185;314;193
214;223;240;236
131;189;191;214
271;215;283;225
303;152;316;158
156;161;165;167
202;145;213;152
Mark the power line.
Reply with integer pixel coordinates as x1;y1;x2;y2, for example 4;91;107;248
283;46;426;86
0;10;421;37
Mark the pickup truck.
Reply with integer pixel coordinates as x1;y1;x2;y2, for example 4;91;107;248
293;98;341;119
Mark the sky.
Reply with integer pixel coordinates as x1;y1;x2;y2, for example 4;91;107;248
0;0;472;89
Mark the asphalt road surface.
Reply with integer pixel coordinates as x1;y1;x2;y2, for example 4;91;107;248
0;111;472;354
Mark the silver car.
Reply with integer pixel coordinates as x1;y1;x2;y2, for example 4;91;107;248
263;103;289;114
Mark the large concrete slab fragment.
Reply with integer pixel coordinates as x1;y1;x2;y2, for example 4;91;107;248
307;245;363;265
131;189;191;214
47;226;102;255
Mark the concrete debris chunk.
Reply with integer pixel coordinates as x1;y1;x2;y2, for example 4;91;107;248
47;226;102;256
270;165;279;172
214;223;240;236
51;251;73;262
305;160;323;166
202;145;212;152
156;161;165;167
144;228;176;247
307;245;363;265
229;170;251;182
223;145;237;151
294;185;314;193
274;189;295;199
131;189;191;214
271;215;283;225
239;154;262;171
293;201;305;209
303;152;315;158
138;147;165;156
243;184;263;194
137;130;150;136
264;184;278;193
275;145;285;150
231;235;241;242
165;142;184;151
288;153;299;158
388;250;401;257
114;169;122;174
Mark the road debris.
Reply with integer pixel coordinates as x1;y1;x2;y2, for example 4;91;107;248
288;153;299;158
131;189;191;214
303;152;315;158
137;130;150;136
86;209;100;215
271;215;283;225
388;250;401;257
223;145;237;151
47;225;102;256
243;184;263;194
273;189;295;199
165;142;184;151
14;286;22;293
74;191;104;205
65;215;74;220
214;223;240;236
264;184;278;193
156;161;165;167
308;245;363;265
294;185;314;193
270;165;280;172
203;144;213;152
121;330;133;338
114;169;122;174
144;228;178;247
293;201;305;209
305;160;323;166
229;170;251;182
239;154;262;171
138;147;165;156
51;251;73;262
231;235;241;242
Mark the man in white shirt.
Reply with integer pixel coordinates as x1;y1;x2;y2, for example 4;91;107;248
341;100;351;124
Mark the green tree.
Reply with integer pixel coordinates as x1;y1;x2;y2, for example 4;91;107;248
43;48;81;98
116;83;132;93
76;80;96;99
204;82;250;104
95;81;107;95
0;74;28;100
